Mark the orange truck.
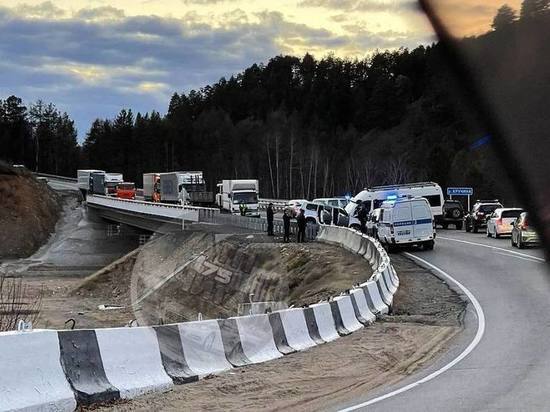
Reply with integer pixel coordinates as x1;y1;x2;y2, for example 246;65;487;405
116;182;136;200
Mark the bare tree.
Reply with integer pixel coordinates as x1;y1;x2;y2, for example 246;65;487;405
0;274;42;332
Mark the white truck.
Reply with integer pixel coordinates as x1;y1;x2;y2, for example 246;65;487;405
216;179;260;217
159;172;190;204
143;172;160;201
77;169;105;195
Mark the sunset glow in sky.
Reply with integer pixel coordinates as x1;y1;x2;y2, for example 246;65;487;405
0;0;520;137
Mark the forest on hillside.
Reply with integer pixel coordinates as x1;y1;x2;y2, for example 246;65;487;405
1;1;548;201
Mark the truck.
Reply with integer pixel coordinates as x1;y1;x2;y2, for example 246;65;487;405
178;171;214;205
104;173;124;195
89;172;106;195
143;173;160;201
77;169;105;195
216;179;260;217
159;172;190;204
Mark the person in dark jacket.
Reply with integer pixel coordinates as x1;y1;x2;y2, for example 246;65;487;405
282;208;291;242
357;204;368;233
296;209;307;243
266;203;274;236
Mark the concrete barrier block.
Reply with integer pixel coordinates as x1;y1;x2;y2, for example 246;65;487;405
275;308;317;351
95;327;173;399
234;314;283;364
350;288;376;325
154;324;198;384
58;329;120;405
334;296;363;332
268;312;296;355
0;330;76;412
218;318;250;367
376;275;393;307
382;267;398;294
361;280;389;315
179;319;233;376
310;303;339;342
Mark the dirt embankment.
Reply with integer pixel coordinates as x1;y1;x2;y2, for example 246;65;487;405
0;163;62;259
68;231;372;327
91;253;466;412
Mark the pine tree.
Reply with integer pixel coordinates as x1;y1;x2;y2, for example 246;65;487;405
492;4;517;30
520;0;549;19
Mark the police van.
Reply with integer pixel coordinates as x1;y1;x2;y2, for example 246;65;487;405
345;182;443;229
376;196;435;251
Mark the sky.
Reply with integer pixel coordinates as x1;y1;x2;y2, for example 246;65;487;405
0;0;521;139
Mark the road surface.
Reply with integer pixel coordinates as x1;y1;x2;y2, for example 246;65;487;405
338;229;550;411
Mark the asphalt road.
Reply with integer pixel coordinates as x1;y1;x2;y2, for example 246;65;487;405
337;229;550;411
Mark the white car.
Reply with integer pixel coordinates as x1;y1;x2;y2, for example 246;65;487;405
287;199;308;215
486;208;523;238
377;196;435;251
312;197;348;209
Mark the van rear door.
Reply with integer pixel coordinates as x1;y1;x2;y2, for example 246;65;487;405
393;202;413;243
412;200;433;240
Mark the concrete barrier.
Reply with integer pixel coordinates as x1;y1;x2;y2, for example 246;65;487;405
275;308;317;351
218;318;250;367
303;307;327;345
376;273;393;307
329;301;352;336
234;314;284;364
58;329;120;405
334;296;363;332
350;288;376;325
268;312;296;355
382;266;398;294
361;280;389;315
154;324;198;384
0;330;76;412
179;319;233;376
310;303;339;342
95;327;173;399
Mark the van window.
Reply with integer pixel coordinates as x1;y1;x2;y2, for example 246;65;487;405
413;204;431;220
306;203;318;211
502;210;522;219
328;199;339;207
425;195;442;207
395;204;412;221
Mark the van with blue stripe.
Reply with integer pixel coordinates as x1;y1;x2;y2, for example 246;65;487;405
377;196;435;251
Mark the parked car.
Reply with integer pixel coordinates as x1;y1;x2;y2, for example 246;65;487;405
302;201;323;225
486;208;523;238
377;196;435;252
464;200;503;233
511;212;540;248
320;205;349;226
435;200;464;230
287;199;308;216
366;208;382;238
313;197;349;209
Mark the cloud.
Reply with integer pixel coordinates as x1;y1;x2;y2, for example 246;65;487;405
14;1;65;18
0;4;430;139
298;0;419;13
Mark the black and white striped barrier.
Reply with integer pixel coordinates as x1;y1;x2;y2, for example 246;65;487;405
0;226;398;411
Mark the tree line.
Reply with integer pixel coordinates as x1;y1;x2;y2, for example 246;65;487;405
1;1;548;201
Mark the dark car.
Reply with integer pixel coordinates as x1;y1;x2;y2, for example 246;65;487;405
464;200;503;233
511;212;540;249
435;200;464;230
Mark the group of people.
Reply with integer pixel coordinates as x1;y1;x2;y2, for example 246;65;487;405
266;203;307;243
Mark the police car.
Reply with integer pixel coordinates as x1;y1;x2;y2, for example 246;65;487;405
376;196;436;251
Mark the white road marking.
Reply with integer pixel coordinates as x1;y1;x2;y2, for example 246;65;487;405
438;236;545;263
493;251;544;264
338;253;486;412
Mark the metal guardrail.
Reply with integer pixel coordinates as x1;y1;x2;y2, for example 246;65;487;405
34;172;77;182
258;198;288;211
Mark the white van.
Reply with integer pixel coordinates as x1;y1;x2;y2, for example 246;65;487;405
377;196;435;251
346;182;443;229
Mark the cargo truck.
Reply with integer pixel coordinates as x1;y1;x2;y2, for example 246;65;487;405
178;171;214;205
216;179;260;217
89;172;106;195
159;172;190;204
77;169;105;195
143;173;160;201
105;173;124;195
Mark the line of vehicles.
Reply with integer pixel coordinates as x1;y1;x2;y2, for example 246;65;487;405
77;169;260;217
288;182;539;251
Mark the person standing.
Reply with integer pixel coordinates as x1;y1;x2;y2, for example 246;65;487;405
297;209;307;243
266;203;274;236
283;208;291;242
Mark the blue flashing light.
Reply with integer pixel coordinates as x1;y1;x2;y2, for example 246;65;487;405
386;194;398;201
